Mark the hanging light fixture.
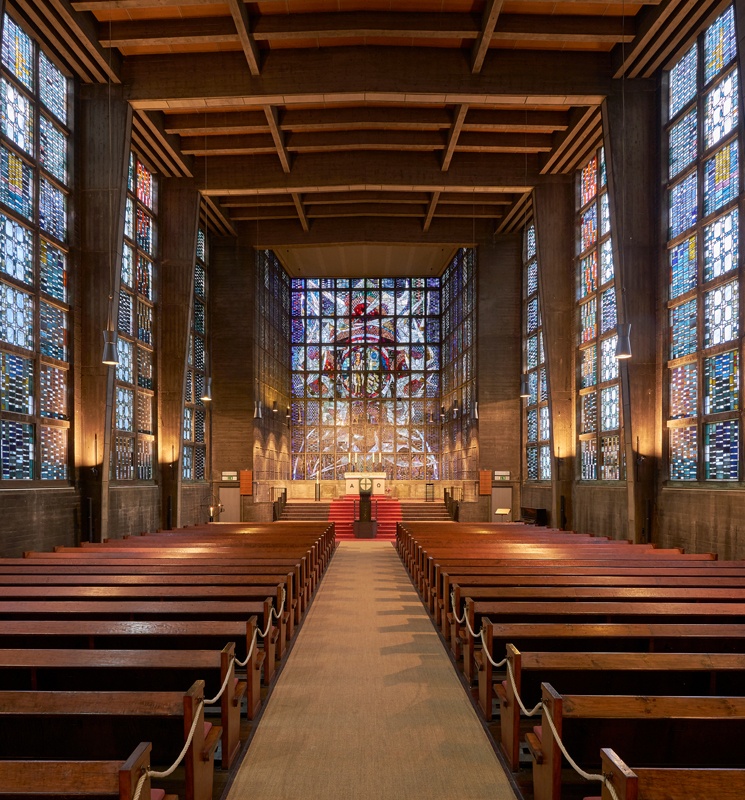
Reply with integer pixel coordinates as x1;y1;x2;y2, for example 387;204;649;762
200;377;212;402
102;21;118;366
519;374;530;398
615;322;632;359
253;400;262;419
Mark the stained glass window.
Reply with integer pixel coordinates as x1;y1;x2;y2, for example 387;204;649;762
0;145;32;219
0;213;32;284
1;16;32;92
183;224;209;481
1;78;32;155
1;419;33;479
670;425;698;480
38;52;66;124
39;364;67;418
114;151;156;481
577;146;620;480
665;5;743;483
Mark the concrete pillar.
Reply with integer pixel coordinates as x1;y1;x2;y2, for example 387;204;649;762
477;234;523;516
158;179;200;530
602;79;659;542
210;238;256;513
76;84;132;541
534;177;576;529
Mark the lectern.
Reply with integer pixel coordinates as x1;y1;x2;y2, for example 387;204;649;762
353;477;377;538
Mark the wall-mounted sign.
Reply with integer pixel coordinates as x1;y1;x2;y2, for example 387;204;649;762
221;471;238;481
494;471;511;481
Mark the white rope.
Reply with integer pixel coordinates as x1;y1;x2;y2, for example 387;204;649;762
235;627;259;669
478;628;507;668
450;590;465;624
204;660;234;705
131;700;204;800
506;660;543;717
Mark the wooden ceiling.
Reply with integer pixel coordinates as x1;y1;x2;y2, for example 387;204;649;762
16;0;728;272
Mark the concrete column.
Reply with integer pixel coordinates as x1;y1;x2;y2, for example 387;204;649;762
477;234;523;517
534;177;576;529
210;238;256;513
158;178;200;529
76;84;132;541
602;79;659;542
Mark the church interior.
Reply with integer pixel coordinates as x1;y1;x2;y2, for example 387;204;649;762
1;0;745;798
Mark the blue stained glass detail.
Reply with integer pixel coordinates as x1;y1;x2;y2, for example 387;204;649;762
1;15;33;91
669;363;697;419
137;300;152;344
539;405;550;441
601;384;620;431
703;279;738;348
580;204;597;252
669;44;697;119
40;301;67;361
40;239;67;302
183;407;192;441
39;51;67;124
527;261;538;296
194;264;205;298
39;116;67;184
527;298;539;333
600;435;622;480
527;446;538;479
526;223;537;259
0;145;32;219
704;209;738;282
600;288;617;334
1;351;32;413
137;347;152;390
580;297;597;343
40;425;67;479
704;419;739;480
669;172;697;238
579;252;596;298
1;77;33;155
182;445;193;480
600;192;611;236
670;299;697;359
196;228;205;263
121;244;133;288
703;350;738;414
39;179;66;242
116;338;133;383
193;335;204;371
194;300;204;335
600;238;614;284
703;139;739;216
669;109;697;178
116;387;134;431
539;445;552;480
669;236;697;298
128;152;135;193
527;335;538;370
124;197;134;240
0;213;32;284
704;5;737;85
670;425;697;480
705;69;738;149
0;419;33;479
600;337;619;383
527;408;538;442
0;280;32;348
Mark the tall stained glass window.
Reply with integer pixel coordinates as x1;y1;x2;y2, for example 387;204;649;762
290;274;442;481
183;225;208;482
0;15;70;481
523;222;551;481
577;147;622;480
113;152;156;481
666;5;741;481
256;250;291;483
441;249;477;481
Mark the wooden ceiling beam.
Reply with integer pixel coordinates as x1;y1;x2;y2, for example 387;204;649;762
264;105;292;173
165;108;570;136
291;192;310;232
442;104;468;172
196;150;539;196
235;215;497;248
122;48;612;110
202;195;237;237
230;208;300;221
540;105;600;175
304;203;427;219
223;191;432;207
134;109;194;178
472;0;505;74
227;0;261;76
423;191;440;233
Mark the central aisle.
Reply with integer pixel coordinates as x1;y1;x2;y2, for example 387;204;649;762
226;540;517;800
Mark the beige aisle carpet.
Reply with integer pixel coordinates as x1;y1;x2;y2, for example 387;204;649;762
226;540;517;800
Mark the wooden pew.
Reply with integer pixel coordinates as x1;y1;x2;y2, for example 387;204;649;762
0;645;242;769
496;648;745;770
0;742;173;800
529;685;745;800
594;747;745;800
0;682;218;800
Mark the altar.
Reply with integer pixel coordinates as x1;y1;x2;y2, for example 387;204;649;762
344;472;387;495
